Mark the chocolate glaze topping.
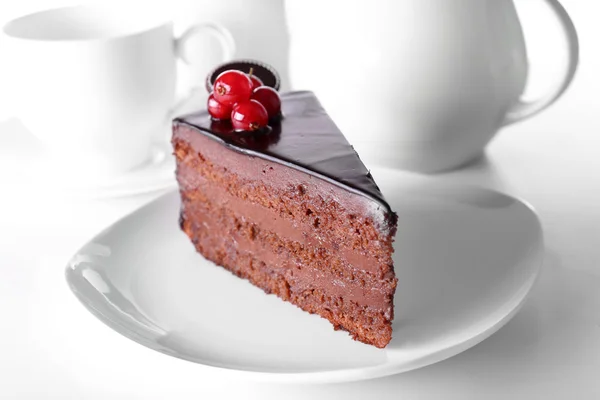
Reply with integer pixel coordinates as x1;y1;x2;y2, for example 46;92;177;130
174;91;392;213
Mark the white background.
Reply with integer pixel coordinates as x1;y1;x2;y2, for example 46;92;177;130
1;0;599;399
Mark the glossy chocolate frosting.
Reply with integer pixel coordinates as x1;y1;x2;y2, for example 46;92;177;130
174;91;391;212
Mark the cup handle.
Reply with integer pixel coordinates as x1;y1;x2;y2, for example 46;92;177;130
170;23;236;118
503;0;579;126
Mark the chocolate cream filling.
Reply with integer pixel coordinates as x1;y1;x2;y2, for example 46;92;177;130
181;204;393;311
177;163;392;276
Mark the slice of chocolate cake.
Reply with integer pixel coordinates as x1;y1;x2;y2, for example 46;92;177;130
172;91;398;348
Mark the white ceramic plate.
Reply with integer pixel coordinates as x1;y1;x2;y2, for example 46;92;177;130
65;168;544;383
0;118;176;199
39;141;177;199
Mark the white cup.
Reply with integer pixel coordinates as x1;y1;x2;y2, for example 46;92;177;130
2;5;234;176
170;0;291;92
286;0;579;173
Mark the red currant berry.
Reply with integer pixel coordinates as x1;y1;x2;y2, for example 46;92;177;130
207;92;232;120
251;86;281;119
231;100;269;131
213;70;253;106
248;74;264;91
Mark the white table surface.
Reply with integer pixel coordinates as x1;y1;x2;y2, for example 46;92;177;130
1;1;600;399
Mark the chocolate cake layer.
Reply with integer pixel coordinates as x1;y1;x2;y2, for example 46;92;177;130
181;207;394;347
177;160;391;275
181;185;388;280
175;137;395;309
182;202;393;309
172;91;398;348
174;124;395;264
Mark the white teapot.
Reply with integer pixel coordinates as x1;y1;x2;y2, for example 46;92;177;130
285;0;578;172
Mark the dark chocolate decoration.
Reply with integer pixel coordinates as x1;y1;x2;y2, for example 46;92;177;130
205;59;281;93
174;91;391;212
